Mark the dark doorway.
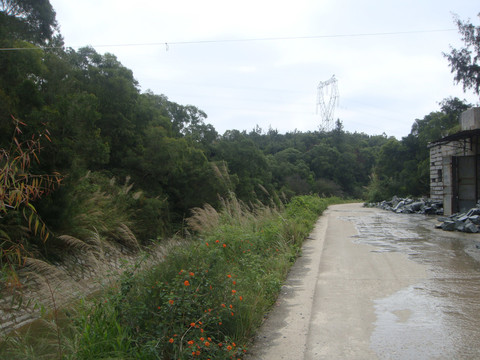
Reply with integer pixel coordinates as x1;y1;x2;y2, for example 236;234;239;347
454;155;479;213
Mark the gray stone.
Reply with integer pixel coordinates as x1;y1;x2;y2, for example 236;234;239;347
393;201;405;211
464;221;479;233
409;202;424;212
469;215;480;225
467;208;480;217
455;221;466;232
441;221;456;231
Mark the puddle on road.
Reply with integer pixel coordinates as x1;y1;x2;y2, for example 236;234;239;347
343;209;480;359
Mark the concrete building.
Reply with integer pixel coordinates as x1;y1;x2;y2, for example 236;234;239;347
429;107;480;215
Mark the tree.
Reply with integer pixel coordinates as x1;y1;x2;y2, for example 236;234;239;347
444;13;480;97
213;130;271;201
0;0;58;44
67;47;140;169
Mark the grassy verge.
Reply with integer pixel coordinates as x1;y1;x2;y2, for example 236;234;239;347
1;195;346;359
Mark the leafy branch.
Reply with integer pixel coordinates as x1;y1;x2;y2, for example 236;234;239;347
0;116;63;274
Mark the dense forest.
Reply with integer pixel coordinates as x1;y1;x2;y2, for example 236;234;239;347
0;1;477;270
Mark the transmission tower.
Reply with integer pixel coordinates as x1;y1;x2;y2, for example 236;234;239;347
316;75;339;131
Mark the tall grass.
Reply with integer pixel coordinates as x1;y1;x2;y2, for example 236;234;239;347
0;195;344;359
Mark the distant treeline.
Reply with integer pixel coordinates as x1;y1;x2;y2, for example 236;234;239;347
0;0;472;263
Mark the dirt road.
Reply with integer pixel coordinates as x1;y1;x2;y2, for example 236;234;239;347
245;202;480;359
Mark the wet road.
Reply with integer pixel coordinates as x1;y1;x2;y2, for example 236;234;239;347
246;203;480;359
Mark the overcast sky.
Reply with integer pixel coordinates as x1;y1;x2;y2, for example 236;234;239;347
49;0;479;139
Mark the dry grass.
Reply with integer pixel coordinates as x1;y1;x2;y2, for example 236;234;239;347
114;224;140;251
187;193;283;234
186;204;219;233
212;161;234;192
23;258;64;280
57;235;91;251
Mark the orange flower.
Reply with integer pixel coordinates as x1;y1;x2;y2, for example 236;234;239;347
168;299;174;305
190;322;196;327
196;350;201;356
200;337;205;341
233;280;236;285
239;296;243;301
205;341;210;347
189;272;195;276
188;340;194;345
232;289;237;294
227;274;232;278
218;343;223;347
221;303;226;308
227;345;232;351
168;338;174;343
184;280;190;286
232;342;236;347
157;306;161;310
231;312;234;316
223;244;227;248
206;242;209;246
229;304;233;309
215;240;219;243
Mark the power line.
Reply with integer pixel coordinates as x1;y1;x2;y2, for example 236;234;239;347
0;28;456;51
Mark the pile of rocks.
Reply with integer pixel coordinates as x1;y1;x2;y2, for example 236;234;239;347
366;196;444;215
436;205;480;233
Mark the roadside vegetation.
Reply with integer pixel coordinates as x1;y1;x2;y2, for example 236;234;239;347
0;195;344;359
1;1;479;358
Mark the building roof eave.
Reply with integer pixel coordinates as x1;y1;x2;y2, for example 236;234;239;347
428;129;480;148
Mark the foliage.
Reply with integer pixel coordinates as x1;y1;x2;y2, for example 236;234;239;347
0;117;62;282
51;171;167;246
0;0;58;44
444;13;480;97
0;195;344;359
1;0;478;308
212;130;272;202
365;97;472;202
110;195;340;359
63;295;140;360
2;1;479;357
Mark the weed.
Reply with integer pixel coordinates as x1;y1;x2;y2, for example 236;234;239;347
0;195;346;359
